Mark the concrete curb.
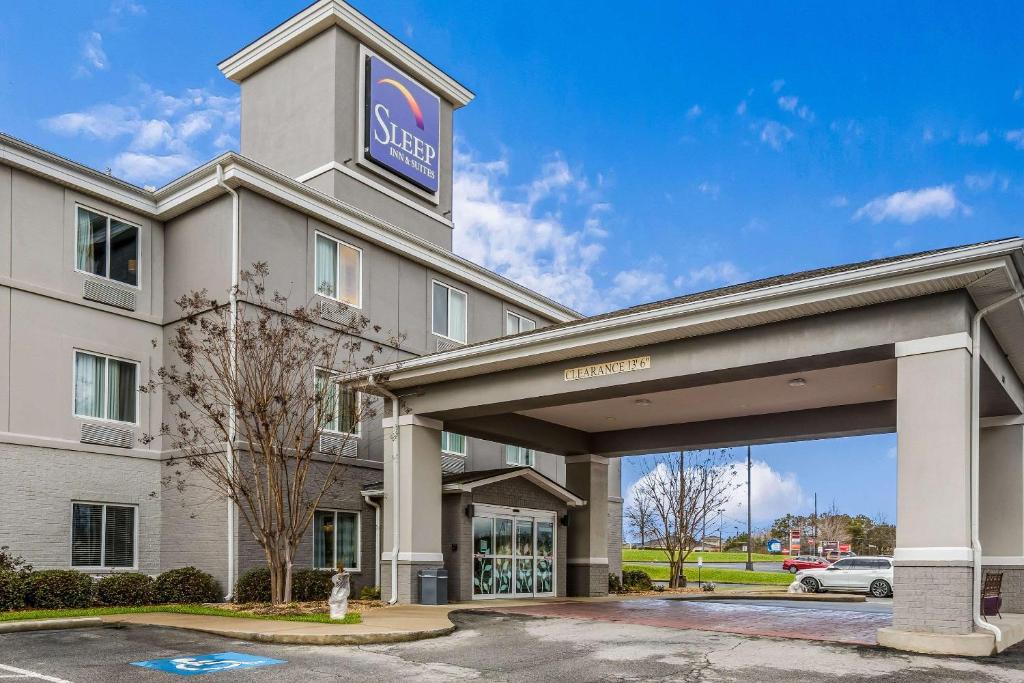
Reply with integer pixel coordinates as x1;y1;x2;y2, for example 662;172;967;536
662;591;867;603
114;621;458;646
0;617;104;633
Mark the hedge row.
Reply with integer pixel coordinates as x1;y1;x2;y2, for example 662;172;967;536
0;566;221;612
233;567;335;603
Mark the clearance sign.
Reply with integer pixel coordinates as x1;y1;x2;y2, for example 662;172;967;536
365;55;441;193
563;356;652;382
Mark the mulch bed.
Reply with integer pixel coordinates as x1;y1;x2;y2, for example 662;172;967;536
206;600;386;616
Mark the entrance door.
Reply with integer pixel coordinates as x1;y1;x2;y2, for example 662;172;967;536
473;507;556;599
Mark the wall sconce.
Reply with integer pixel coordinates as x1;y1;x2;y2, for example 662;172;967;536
560;514;569;527
464;504;475;519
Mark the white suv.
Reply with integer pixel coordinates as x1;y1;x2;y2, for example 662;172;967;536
796;556;893;598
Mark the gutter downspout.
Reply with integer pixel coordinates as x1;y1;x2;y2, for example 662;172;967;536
367;375;401;604
970;289;1023;644
216;164;240;601
361;493;381;589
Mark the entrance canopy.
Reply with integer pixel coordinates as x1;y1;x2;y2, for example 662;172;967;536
357;239;1024;457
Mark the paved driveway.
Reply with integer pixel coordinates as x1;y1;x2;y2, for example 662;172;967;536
483;597;892;646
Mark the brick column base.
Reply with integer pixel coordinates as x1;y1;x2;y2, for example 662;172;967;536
567;562;609;597
380;561;444;604
893;564;973;635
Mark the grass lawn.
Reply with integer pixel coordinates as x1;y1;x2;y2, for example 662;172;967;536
0;604;361;625
624;563;794;586
622;549;780;564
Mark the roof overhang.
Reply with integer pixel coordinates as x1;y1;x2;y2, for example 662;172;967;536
353;240;1024;390
442;468;586;507
0;133;577;323
217;0;474;107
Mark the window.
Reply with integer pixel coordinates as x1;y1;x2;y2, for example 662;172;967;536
74;351;138;424
831;559;853;570
313;510;359;570
315;233;361;306
505;444;534;467
441;431;467;456
432;281;467;343
71;502;136;568
315;369;360;436
76;207;139;287
505;311;536;336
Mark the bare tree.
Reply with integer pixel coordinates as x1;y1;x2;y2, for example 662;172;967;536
632;450;739;588
143;263;398;603
624;489;658;547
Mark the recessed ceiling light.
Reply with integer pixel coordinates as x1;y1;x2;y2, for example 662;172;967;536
788;378;807;388
634;398;652;407
605;416;616;422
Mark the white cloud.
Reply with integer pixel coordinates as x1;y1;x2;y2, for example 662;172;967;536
964;172;1009;192
958;130;990;146
828;195;849;208
624;459;809;527
79;31;108;73
696;181;720;199
777;95;814;122
771;79;786;93
611;270;670;302
686;104;702;120
1006;129;1024;150
452;149;608;313
756;120;794;150
42;84;239;185
673;261;747;291
853;185;968;224
736;100;748;116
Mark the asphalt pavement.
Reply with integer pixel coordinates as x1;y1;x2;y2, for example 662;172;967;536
3;604;1024;682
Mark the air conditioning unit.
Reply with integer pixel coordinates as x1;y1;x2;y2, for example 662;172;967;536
319;432;358;458
84;278;136;310
436;338;463;353
441;453;466;474
81;422;134;449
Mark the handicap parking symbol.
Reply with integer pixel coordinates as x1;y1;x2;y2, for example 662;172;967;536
132;652;286;676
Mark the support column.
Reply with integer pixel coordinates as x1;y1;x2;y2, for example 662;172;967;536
981;423;1024;611
607;458;623;580
891;344;974;636
380;415;443;604
565;454;609;596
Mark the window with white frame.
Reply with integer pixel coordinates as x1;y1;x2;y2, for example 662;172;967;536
71;502;136;568
76;206;139;287
315;369;360;436
441;431;467;456
314;233;362;306
505;444;535;467
74;351;138;424
432;281;467;343
313;510;359;570
505;311;536;336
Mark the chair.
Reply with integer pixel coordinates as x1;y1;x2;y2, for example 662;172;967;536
982;572;1003;620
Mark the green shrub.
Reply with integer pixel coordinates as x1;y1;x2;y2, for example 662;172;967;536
95;573;155;606
25;570;93;609
234;567;271;604
621;569;653;592
0;570;27;611
608;573;622;593
291;569;333;602
154;567;220;604
0;546;32;575
359;585;381;600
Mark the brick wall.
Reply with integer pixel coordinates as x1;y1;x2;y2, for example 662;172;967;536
0;443;162;575
893;564;973;634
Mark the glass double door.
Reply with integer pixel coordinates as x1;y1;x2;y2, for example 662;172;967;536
473;513;554;598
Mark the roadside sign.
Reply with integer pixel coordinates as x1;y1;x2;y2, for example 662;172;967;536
839;543;851;553
132;652;286;676
766;539;782;553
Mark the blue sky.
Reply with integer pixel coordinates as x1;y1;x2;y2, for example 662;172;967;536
3;1;1023;530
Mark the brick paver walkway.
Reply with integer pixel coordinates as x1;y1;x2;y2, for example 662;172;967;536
482;598;891;646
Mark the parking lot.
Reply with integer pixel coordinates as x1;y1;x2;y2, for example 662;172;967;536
4;602;1024;682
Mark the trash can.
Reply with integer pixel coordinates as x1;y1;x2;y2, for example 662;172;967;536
418;567;448;605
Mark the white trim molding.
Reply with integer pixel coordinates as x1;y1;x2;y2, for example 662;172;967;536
894;546;974;563
982;557;1024;566
564;454;609;465
894;332;973;358
380;551;444;562
381;414;443;430
567;557;609;565
217;0;474;107
443;469;585;507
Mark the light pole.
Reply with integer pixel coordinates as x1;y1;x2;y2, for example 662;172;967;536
746;445;753;571
717;508;725;552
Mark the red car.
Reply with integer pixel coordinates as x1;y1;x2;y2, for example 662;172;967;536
783;555;830;573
